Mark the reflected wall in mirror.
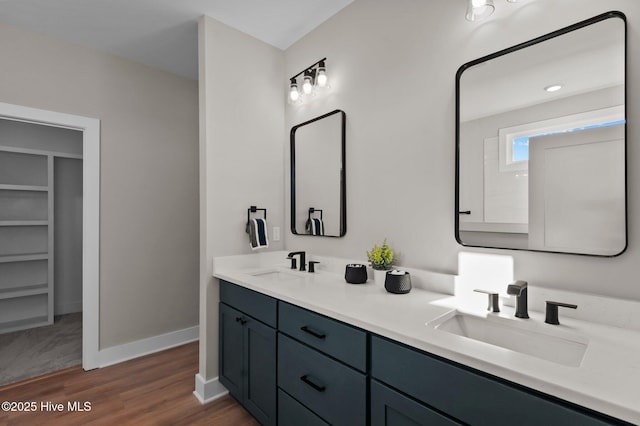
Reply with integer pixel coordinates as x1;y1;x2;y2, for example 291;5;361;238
456;11;626;256
291;109;346;237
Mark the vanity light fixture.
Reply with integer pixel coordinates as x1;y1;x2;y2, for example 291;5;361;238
288;58;329;104
544;84;563;92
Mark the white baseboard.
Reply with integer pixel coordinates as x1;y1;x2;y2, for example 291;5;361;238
193;373;229;404
98;325;199;368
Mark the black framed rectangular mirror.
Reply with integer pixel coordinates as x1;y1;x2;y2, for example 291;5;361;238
291;109;346;237
455;11;626;256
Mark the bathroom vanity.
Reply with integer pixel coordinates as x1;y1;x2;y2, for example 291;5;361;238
214;253;638;425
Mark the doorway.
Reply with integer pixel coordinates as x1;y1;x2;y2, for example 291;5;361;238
0;120;84;385
0;102;100;373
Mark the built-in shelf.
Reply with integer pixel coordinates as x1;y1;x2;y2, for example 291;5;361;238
0;316;50;334
0;253;49;263
0;220;48;227
0;283;49;300
0;146;54;334
0;184;48;192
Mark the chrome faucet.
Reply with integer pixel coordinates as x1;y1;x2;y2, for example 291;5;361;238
506;280;529;319
287;251;306;272
474;289;500;313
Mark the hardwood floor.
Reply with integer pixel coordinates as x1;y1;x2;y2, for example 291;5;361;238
0;342;259;426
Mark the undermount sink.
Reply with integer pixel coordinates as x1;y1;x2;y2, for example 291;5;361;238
428;311;588;367
250;269;305;283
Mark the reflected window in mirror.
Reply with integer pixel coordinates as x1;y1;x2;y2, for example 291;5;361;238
291;109;346;237
455;11;626;256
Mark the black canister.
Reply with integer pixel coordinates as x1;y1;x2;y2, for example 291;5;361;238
345;264;368;284
384;270;411;294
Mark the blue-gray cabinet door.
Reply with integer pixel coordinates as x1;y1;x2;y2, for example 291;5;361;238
219;303;244;401
243;314;277;426
371;380;462;426
372;336;626;426
219;302;277;426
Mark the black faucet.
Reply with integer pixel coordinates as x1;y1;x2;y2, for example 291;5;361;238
287;251;306;272
506;280;529;319
545;301;577;325
308;261;320;273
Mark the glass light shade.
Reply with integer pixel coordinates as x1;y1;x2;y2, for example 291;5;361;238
317;68;328;87
289;83;299;102
302;76;313;94
466;0;495;22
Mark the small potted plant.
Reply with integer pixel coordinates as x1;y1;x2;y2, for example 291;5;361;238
366;238;396;285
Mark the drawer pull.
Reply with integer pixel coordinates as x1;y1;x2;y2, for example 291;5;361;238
235;316;247;325
300;325;326;339
300;374;326;392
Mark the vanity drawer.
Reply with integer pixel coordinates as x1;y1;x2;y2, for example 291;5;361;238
278;302;367;371
371;336;622;426
278;333;366;426
278;389;329;426
219;280;277;327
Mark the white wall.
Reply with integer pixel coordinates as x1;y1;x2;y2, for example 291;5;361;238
0;21;200;348
198;16;285;379
284;0;640;301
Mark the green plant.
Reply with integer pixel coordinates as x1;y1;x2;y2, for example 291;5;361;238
366;238;396;270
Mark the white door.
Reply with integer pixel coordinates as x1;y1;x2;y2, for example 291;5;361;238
528;125;625;255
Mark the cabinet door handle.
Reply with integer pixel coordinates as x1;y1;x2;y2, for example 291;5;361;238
300;374;326;392
300;325;326;339
235;317;242;323
235;316;247;325
458;210;471;215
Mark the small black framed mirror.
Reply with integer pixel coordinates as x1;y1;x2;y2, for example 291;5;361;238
455;11;626;256
291;109;346;237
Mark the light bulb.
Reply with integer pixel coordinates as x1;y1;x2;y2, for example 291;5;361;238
302;76;313;94
317;61;328;87
317;69;327;87
289;81;299;102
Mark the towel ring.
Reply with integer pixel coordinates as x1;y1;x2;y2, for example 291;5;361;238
308;208;323;221
246;206;267;234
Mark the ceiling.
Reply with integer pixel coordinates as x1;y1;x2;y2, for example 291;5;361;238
460;15;625;122
0;0;354;81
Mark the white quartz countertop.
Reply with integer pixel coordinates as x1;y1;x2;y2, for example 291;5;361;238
214;258;640;424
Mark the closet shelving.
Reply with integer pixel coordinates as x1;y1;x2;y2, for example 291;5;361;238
0;147;53;333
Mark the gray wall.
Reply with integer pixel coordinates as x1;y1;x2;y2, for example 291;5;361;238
54;157;83;315
284;0;640;301
0;21;199;348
